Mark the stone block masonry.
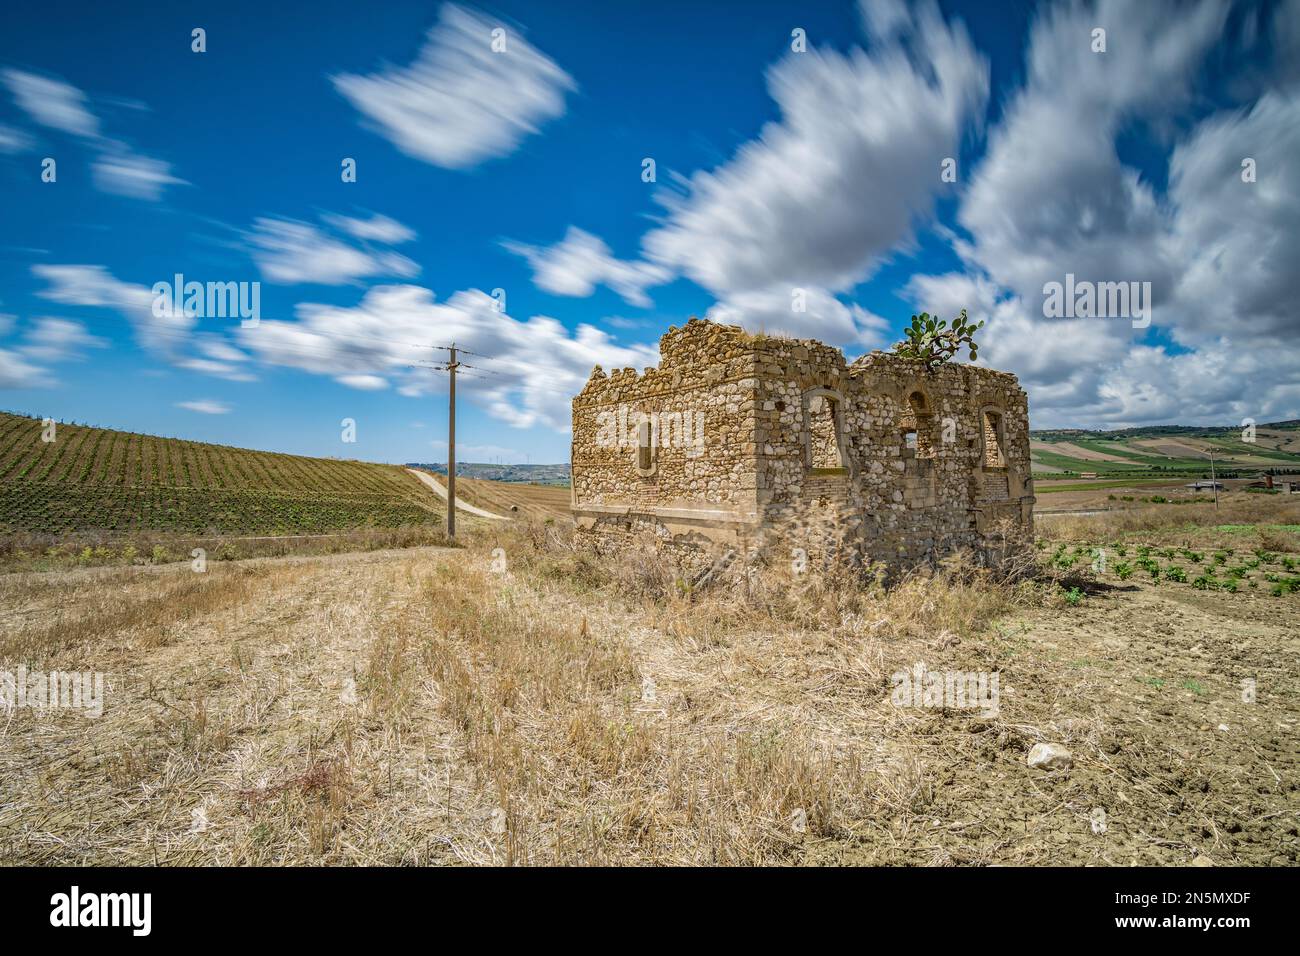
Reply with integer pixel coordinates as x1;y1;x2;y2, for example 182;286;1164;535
571;317;1034;574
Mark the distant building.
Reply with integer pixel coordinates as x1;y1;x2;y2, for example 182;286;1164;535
1185;481;1223;490
1079;472;1098;480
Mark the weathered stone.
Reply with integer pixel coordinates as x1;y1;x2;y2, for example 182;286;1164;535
1027;743;1073;770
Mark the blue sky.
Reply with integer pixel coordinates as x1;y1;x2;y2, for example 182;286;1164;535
1;0;1297;464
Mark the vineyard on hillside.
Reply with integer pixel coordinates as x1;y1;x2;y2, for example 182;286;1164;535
0;412;441;534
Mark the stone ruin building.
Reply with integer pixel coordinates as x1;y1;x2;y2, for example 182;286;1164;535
571;317;1034;575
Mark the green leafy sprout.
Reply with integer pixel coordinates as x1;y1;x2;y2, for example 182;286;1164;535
892;308;985;369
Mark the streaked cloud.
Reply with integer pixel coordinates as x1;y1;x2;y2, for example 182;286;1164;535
248;216;419;285
176;399;231;415
238;283;656;430
640;1;987;324
504;227;669;308
322;212;417;244
332;3;576;169
3;68;181;202
93;146;187;200
17;317;108;363
3;68;99;137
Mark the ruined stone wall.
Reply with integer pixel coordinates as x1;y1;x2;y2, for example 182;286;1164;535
570;320;763;538
571;317;1034;573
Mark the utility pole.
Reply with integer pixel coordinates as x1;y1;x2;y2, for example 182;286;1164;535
1209;446;1219;512
447;344;459;538
407;343;494;539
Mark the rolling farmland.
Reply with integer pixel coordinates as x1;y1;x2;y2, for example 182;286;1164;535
0;412;442;534
414;469;571;521
1029;421;1300;479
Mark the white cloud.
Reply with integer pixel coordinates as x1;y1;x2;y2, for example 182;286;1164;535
3;69;98;137
0;123;32;153
33;263;192;357
0;349;53;389
504;227;669;307
336;373;389;390
176;358;256;383
905;0;1300;427
1166;89;1300;347
18;317;107;363
238;283;657;430
640;1;987;310
176;399;231;415
955;0;1228;308
30;265;253;383
3;68;180;201
706;286;889;348
858;0;912;42
322;212;417;244
248;216;419;285
196;335;250;364
332;3;576;169
93;146;186;200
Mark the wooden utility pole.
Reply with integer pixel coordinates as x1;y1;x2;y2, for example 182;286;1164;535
1209;446;1219;512
408;343;493;538
447;345;459;538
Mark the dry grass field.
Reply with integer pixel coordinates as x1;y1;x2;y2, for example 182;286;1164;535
2;490;1297;866
417;471;570;521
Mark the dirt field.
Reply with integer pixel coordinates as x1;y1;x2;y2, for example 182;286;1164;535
1033;478;1195;511
2;496;1296;866
1031;439;1136;463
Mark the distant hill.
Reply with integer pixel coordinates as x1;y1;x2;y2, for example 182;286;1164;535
1031;420;1300;441
409;468;571;521
408;461;570;486
0;412;442;534
1028;420;1300;479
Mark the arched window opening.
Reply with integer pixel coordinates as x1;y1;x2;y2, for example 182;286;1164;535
900;391;935;458
806;394;844;470
982;410;1006;468
636;417;656;476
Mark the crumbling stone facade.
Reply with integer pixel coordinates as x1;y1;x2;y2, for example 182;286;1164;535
571;318;1034;573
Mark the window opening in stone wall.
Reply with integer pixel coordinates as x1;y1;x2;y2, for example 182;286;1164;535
806;394;843;470
902;391;935;458
637;418;656;475
982;410;1006;468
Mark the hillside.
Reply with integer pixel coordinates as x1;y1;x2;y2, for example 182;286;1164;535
409;461;570;485
0;412;441;534
1028;421;1300;478
414;469;570;521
